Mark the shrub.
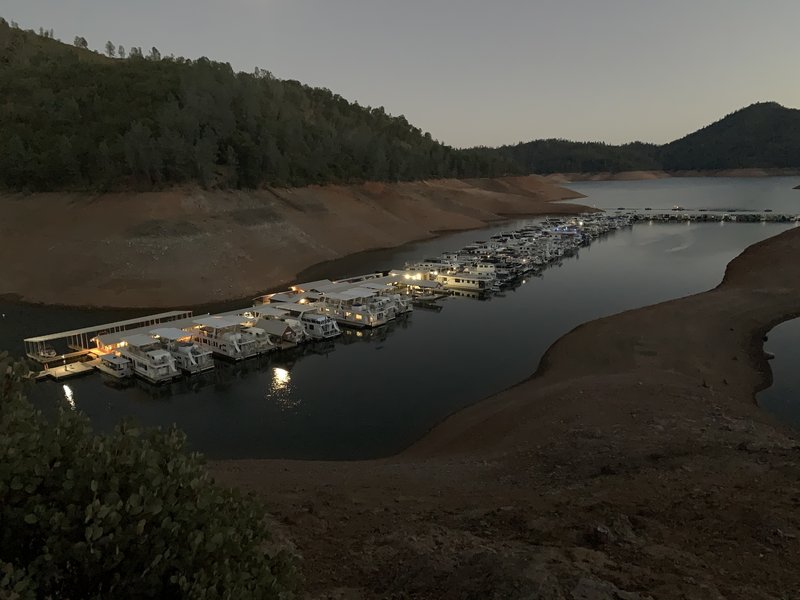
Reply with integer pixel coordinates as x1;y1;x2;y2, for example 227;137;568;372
0;352;297;599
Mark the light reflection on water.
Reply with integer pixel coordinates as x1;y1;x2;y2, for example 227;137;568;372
62;384;75;410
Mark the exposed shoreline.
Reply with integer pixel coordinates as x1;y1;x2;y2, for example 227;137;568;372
212;227;800;598
0;176;587;310
545;167;800;183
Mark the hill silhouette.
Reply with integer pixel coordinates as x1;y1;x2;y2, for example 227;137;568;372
494;102;800;174
0;19;515;192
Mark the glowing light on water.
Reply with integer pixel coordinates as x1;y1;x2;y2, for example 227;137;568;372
272;367;290;391
62;384;75;410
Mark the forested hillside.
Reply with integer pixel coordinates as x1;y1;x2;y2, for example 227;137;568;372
0;19;516;191
660;102;800;170
492;103;800;174
494;140;660;174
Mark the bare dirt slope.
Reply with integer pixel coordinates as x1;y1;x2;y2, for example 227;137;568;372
214;227;800;599
0;176;584;308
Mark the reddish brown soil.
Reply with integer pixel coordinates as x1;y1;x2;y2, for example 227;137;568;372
213;227;800;599
0;176;585;308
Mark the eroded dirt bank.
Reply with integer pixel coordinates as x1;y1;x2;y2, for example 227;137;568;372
213;227;800;599
0;176;584;308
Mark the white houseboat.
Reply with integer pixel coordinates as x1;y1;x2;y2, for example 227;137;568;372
118;334;179;384
272;304;341;339
150;327;214;375
319;288;391;328
191;316;261;361
436;272;495;292
95;353;133;379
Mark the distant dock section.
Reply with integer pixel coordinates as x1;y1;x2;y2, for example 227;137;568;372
613;208;799;223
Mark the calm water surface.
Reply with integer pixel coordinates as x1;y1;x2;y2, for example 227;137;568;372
2;178;798;459
758;318;800;427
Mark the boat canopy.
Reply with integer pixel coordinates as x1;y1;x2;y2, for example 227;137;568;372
194;315;246;329
100;353;130;365
291;279;335;292
255;319;292;336
324;288;376;301
150;327;192;341
122;333;160;348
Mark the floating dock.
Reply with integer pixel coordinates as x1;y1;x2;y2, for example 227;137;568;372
24;310;193;363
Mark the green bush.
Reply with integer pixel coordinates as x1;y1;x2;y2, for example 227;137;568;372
0;352;297;599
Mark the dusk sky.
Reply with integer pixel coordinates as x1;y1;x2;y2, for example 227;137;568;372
5;1;800;148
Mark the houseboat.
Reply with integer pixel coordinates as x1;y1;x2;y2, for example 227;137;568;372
150;327;214;375
118;334;179;384
319;288;391;328
436;272;495;292
270;304;341;339
191;316;261;361
95;353;133;379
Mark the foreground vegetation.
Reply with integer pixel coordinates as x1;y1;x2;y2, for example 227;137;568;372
0;352;296;599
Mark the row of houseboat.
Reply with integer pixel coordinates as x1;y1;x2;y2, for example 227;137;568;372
30;210;797;385
86;276;420;384
397;214;635;293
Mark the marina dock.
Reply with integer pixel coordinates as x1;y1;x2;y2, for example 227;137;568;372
22;210;799;385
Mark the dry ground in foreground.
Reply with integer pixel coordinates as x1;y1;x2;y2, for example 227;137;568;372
213;227;800;599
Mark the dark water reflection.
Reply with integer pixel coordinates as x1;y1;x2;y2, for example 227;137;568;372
758;318;800;427
2;178;797;459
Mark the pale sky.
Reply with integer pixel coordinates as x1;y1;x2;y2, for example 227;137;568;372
5;1;800;147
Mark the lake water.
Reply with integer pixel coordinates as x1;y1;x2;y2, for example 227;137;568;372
758;318;800;426
2;177;798;459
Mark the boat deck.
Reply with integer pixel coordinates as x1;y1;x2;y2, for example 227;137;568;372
35;361;96;381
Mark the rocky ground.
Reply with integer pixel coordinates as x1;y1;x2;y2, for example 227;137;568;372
213;227;800;599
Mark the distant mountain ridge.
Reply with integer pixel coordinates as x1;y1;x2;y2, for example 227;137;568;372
492;102;800;174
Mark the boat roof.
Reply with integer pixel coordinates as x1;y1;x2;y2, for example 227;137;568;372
291;279;335;292
92;314;209;347
256;319;291;335
24;310;191;343
243;305;289;318
194;315;245;329
150;327;192;341
405;279;440;289
324;287;376;301
100;353;130;365
275;303;324;314
360;282;395;292
122;333;159;347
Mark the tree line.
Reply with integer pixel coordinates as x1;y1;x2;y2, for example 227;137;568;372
0;19;517;192
491;102;800;174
